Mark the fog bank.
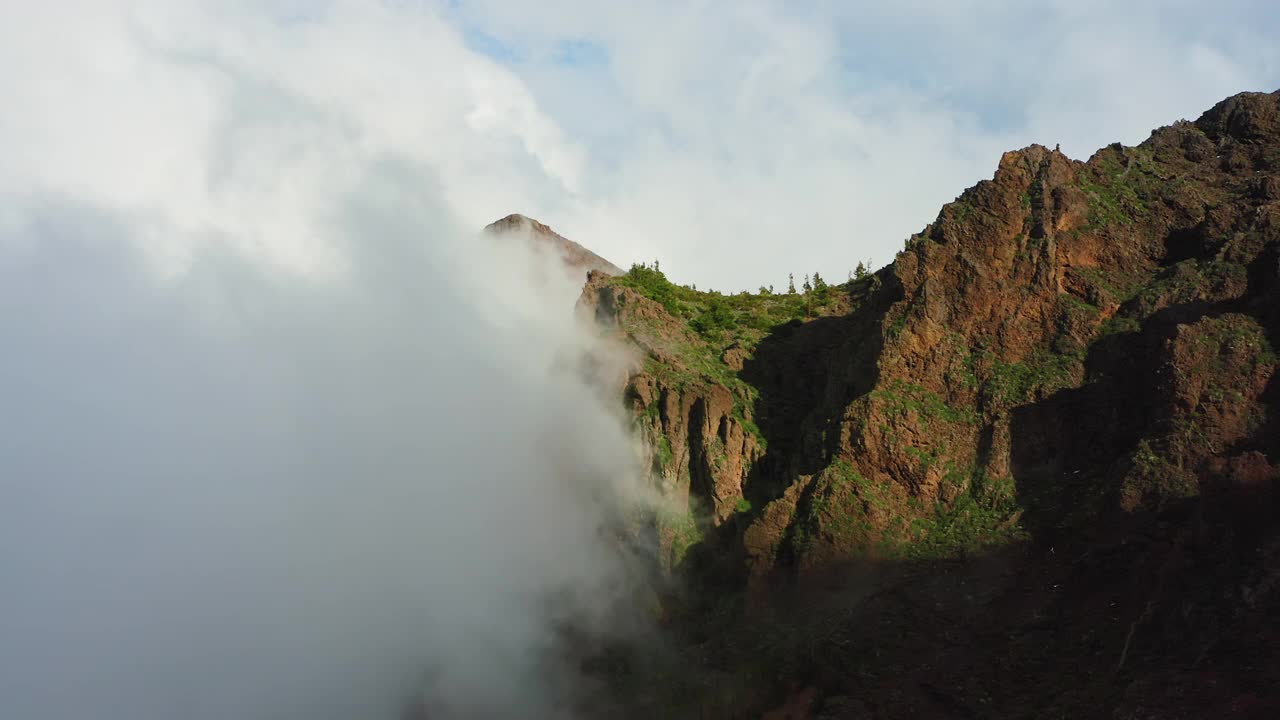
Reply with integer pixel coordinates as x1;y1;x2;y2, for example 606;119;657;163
0;202;645;719
0;5;657;716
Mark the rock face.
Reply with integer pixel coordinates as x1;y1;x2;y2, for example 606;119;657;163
580;90;1280;718
485;213;623;276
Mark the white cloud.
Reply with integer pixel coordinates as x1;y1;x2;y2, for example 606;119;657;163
448;0;1279;289
8;0;1263;288
0;184;648;720
0;0;590;279
0;3;647;718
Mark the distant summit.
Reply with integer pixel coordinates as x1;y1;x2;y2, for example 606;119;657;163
484;214;623;276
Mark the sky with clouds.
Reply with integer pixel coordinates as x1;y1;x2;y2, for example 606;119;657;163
445;0;1280;288
2;1;1277;290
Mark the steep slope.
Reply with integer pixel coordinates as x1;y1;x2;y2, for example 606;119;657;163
582;90;1280;718
485;213;623;276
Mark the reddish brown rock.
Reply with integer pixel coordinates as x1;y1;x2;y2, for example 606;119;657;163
580;91;1280;720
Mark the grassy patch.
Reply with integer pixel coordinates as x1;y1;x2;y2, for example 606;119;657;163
795;460;885;555
1073;266;1147;304
614;263;863;407
657;504;705;568
1131;259;1248;314
732;403;767;452
1099;315;1142;337
654;436;675;472
614;263;848;346
903;469;1024;559
1121;438;1199;509
870;379;978;426
1078;150;1156;229
1057;292;1100;319
796;460;1025;561
982;348;1082;406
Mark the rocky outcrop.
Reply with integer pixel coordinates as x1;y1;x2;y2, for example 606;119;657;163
580;272;766;571
582;90;1280;718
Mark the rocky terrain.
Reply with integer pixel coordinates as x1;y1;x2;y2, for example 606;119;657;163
569;90;1280;718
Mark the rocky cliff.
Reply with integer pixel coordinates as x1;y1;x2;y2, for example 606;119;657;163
578;90;1280;718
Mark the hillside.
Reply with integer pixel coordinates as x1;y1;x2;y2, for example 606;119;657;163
580;90;1280;718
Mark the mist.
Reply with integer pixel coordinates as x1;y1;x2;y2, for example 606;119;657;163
0;193;647;718
0;3;667;716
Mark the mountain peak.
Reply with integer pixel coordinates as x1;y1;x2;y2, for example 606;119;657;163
484;214;623;276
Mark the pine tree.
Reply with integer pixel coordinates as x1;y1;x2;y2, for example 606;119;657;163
787;274;796;294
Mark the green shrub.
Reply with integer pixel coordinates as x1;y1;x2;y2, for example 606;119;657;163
904;470;1023;559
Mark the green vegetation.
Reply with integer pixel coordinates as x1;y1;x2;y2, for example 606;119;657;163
615;263;854;346
1122;438;1199;508
870;379;978;426
1073;266;1147;304
1189;314;1275;361
1026;171;1045;211
1184;316;1274;427
902;229;930;252
903;445;941;473
904;468;1024;560
637;400;661;420
1078;149;1155;229
1056;292;1100;320
983;348;1082;406
732;403;767;451
950;198;976;223
1262;345;1280;368
654;436;675;472
734;497;753;514
1117;316;1275;511
614;263;878;441
1099;315;1142;337
795;458;1025;561
657;504;705;568
1131;258;1248;315
793;460;884;555
885;305;911;339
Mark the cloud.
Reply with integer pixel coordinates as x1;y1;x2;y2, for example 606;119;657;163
0;196;649;718
0;0;589;278
447;0;1280;289
0;5;648;718
7;1;1274;290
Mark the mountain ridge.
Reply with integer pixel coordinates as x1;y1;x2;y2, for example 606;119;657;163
572;89;1280;718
